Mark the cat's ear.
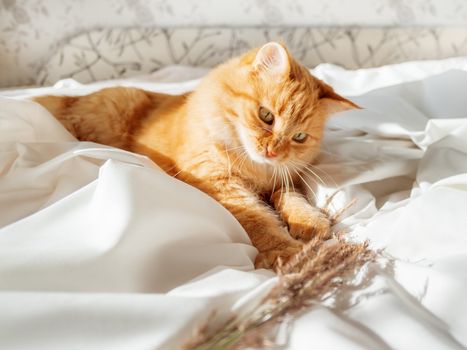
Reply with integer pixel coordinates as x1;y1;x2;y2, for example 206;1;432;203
318;81;360;115
253;42;290;78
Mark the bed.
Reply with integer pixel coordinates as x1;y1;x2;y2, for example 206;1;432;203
1;27;467;349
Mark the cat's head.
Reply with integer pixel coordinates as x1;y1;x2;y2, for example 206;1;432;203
197;42;359;170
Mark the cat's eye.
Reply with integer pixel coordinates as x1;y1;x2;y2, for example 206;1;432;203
292;132;307;143
258;107;274;125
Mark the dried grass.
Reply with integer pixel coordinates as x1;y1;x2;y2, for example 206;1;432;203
184;234;375;350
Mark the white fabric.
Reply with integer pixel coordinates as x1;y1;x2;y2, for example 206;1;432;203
1;59;467;349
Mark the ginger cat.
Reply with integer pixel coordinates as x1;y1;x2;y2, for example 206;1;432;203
34;42;358;270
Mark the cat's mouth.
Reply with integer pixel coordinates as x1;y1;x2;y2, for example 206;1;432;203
244;146;283;166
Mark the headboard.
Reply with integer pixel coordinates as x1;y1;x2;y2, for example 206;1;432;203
37;27;467;85
30;27;467;85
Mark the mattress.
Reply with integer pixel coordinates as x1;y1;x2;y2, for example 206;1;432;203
1;58;467;349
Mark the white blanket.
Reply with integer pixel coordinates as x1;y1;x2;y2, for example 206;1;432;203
2;59;467;349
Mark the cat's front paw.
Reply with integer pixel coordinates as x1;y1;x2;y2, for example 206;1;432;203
255;242;303;270
288;209;331;242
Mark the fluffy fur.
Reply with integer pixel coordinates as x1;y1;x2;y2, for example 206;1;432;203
34;42;358;269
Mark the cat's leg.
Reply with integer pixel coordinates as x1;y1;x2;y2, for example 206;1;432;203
271;189;331;241
211;182;303;270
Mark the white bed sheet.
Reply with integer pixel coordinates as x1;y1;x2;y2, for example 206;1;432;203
1;59;467;349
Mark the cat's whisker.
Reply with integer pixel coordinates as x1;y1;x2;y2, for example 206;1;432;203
286;166;296;193
291;166;318;201
277;166;285;205
281;165;290;199
229;149;248;171
223;144;246;178
233;155;248;176
282;168;286;199
237;151;250;174
302;163;337;188
172;163;196;178
299;166;327;187
224;145;245;152
290;163;320;190
270;167;278;199
291;159;328;187
171;153;210;178
306;163;338;188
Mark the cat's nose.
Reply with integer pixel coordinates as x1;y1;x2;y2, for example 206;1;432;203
266;145;277;158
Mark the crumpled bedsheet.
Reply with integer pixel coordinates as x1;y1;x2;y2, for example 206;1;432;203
1;58;467;349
